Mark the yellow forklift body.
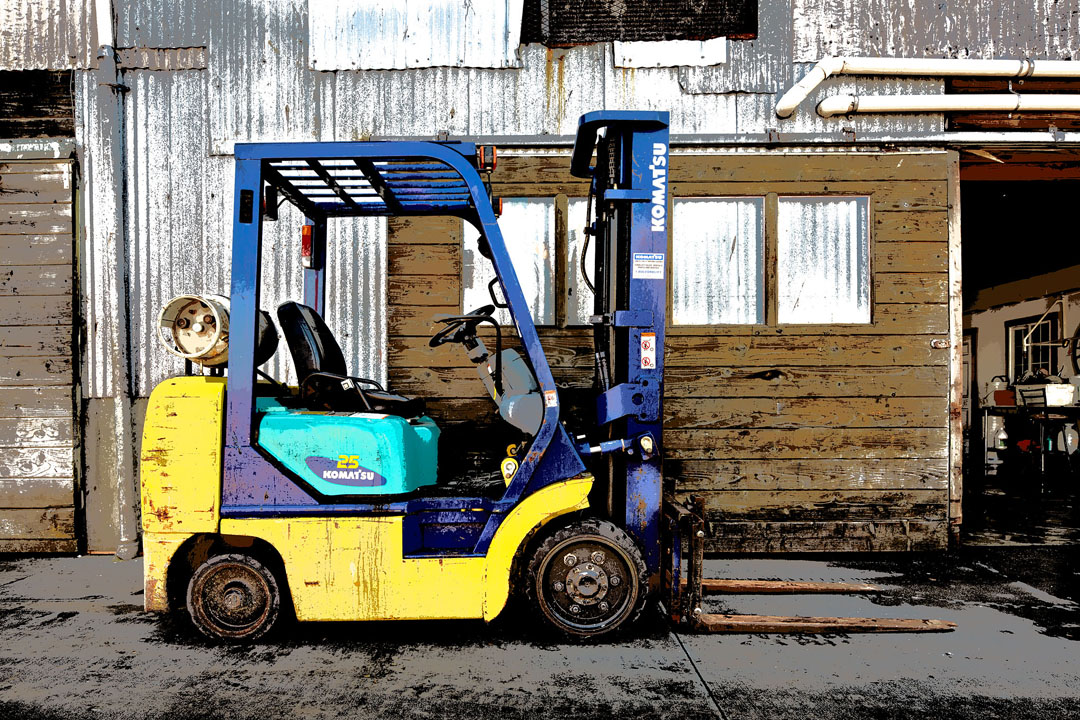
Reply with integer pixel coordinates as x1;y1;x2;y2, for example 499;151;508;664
141;377;226;611
139;378;592;621
222;476;591;622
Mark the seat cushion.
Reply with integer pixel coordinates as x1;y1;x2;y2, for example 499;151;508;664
301;373;426;417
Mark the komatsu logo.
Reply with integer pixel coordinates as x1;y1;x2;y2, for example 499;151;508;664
649;143;667;232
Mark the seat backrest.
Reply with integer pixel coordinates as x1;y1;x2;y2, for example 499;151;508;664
276;302;348;382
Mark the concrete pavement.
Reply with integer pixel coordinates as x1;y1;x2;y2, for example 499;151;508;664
1;547;1078;719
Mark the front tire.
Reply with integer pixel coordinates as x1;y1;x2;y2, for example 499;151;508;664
525;519;648;638
186;553;282;641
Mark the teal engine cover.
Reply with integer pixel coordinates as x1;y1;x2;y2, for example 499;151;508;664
256;399;439;496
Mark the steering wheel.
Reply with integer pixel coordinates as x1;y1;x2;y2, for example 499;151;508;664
429;304;496;347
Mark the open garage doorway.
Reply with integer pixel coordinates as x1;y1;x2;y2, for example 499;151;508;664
960;150;1080;546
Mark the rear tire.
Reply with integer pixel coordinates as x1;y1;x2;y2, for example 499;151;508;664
187;553;282;642
525;518;647;638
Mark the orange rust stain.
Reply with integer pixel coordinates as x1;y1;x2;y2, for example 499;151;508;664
544;47;554;118
141;448;170;468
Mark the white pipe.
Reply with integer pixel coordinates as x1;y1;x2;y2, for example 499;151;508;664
817;93;1080;117
94;0;115;49
776;56;1080;119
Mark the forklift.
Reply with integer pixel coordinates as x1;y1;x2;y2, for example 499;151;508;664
141;111;954;641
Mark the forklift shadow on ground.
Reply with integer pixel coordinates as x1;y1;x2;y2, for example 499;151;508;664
139;110;953;643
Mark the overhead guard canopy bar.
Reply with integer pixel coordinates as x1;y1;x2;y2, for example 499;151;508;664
236;140;482;220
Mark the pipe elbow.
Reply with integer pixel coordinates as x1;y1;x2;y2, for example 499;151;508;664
816;95;858;118
775;56;845;119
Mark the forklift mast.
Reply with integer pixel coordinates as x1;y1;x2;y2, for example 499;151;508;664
570;111;670;586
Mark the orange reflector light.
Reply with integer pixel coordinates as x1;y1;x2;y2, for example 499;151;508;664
301;224;313;268
479;145;497;172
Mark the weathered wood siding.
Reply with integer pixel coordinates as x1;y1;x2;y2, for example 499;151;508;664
0;71;75;139
386;151;952;553
0;159;77;552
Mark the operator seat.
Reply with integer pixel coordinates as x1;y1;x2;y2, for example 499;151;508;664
277;302;425;418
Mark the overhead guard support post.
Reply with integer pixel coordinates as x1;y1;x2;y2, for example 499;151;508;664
302;216;327;318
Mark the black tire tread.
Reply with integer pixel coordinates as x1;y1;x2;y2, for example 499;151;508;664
524;518;648;639
186;552;282;643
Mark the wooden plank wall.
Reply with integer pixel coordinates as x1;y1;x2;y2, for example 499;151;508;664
0;71;75;139
386;151;952;552
0;159;78;552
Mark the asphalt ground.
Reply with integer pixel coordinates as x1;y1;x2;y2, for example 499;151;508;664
1;545;1078;720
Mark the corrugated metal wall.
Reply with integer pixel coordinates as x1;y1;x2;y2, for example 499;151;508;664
4;0;1078;548
793;0;1080;61
0;0;95;70
67;0;973;401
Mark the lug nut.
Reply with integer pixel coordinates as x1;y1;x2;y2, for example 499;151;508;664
696;530;705;538
553;582;564;592
563;553;578;567
610;576;620;586
599;602;609;612
570;604;581;614
591;551;605;564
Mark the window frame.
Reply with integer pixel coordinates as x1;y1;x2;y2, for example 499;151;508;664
669;195;767;327
460;196;559;328
457;158;879;332
1005;312;1061;383
664;191;875;331
775;193;873;326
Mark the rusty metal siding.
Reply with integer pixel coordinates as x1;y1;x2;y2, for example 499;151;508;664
216;40;735;151
74;69;116;399
0;0;94;70
309;0;524;71
0;155;77;552
679;0;792;95
793;0;1080;61
208;0;322;155
108;70;386;396
122;70;211;397
115;0;209;49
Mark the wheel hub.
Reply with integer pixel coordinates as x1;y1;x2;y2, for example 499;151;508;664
564;563;609;605
201;568;269;629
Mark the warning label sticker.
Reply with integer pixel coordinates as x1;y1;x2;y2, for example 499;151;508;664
631;252;665;280
640;332;657;370
544;389;559;408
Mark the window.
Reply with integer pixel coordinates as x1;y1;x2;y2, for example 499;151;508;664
671;197;764;325
521;0;756;45
777;197;870;324
464;193;871;329
462;198;555;326
669;195;869;326
1006;313;1060;382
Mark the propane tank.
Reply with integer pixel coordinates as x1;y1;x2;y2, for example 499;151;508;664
157;294;277;367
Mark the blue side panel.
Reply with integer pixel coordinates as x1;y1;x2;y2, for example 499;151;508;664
623;124;669;584
256;402;439;496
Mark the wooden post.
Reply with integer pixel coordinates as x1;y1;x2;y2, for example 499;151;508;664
947;151;964;541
